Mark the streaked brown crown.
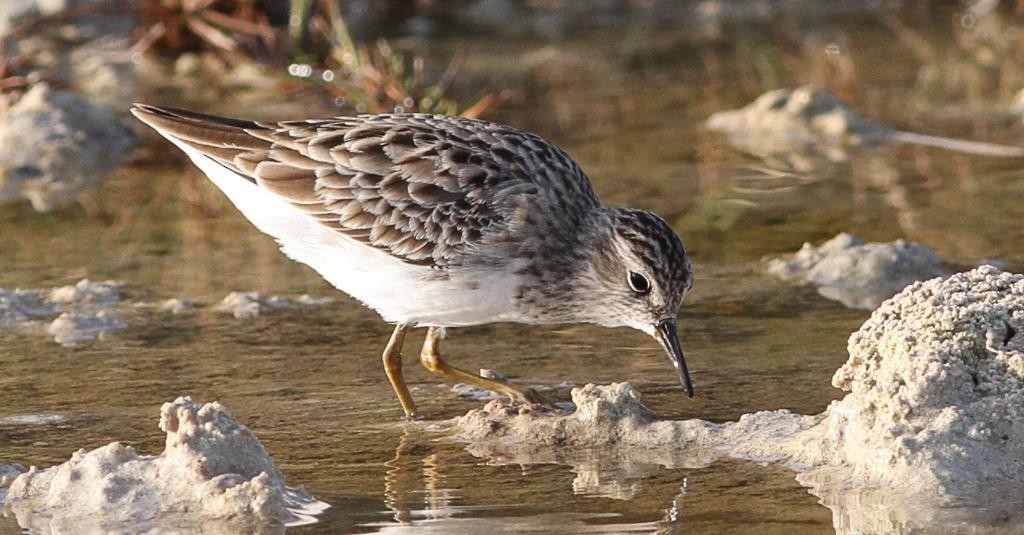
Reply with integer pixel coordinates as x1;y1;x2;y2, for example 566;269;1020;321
613;208;693;308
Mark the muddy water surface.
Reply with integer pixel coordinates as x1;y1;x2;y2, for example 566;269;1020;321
3;6;1024;533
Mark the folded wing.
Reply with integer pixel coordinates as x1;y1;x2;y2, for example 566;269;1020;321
131;105;599;269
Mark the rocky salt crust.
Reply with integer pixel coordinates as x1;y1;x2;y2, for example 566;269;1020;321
295;294;335;306
3;397;327;532
0;279;126;345
0;288;50;327
798;266;1024;494
450;266;1024;532
454;384;815;477
45;311;126;346
158;297;195;314
1;281;337;344
215;291;294;319
215;291;333;319
0;84;134;212
766;233;947;309
47;278;122;305
708;86;1024;162
708;86;889;151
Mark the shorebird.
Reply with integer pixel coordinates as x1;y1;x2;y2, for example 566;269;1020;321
132;105;695;418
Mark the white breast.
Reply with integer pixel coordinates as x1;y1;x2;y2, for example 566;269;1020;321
172;141;521;327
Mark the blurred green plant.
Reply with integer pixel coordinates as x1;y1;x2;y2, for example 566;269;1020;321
879;1;1024;108
132;0;499;117
294;1;498;117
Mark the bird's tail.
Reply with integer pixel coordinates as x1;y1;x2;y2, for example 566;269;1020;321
130;104;273;181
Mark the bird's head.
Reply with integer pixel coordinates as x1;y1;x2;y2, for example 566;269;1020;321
578;208;695;396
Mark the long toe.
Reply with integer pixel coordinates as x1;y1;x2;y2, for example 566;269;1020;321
510;386;561;413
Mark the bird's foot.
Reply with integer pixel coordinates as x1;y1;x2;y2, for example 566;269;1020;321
507;385;563;414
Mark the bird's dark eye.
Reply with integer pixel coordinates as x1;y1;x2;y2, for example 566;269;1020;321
627;271;651;295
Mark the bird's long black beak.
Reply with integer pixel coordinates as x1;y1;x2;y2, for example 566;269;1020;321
655;319;693;398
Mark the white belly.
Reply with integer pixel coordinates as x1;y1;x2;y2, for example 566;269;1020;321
173;141;520;326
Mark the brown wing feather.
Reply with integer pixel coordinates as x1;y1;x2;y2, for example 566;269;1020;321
131;105;600;268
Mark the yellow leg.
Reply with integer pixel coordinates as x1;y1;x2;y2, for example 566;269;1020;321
383;323;418;418
418;326;553;406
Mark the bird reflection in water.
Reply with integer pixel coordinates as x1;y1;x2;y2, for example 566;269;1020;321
383;428;458;525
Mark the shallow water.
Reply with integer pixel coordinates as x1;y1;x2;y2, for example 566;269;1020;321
2;4;1024;533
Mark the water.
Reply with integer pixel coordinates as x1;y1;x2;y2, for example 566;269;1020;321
2;4;1023;533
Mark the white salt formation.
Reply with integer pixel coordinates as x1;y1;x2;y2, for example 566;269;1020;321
215;291;293;319
452;266;1024;532
708;86;1024;160
796;266;1024;495
214;291;333;318
4;397;327;532
47;279;122;305
0;288;50;327
45;311;126;346
0;84;134;212
0;279;126;345
707;86;889;154
159;297;194;314
295;294;335;306
455;383;812;470
766;233;946;309
1;281;336;344
46;280;127;345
